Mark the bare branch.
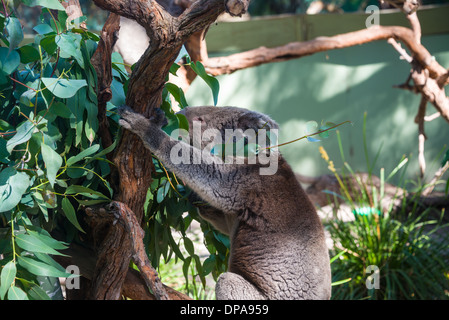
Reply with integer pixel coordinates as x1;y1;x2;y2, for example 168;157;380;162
203;26;447;81
414;96;427;177
422;161;449;196
92;0;175;43
107;201;170;300
388;38;412;63
406;11;421;44
424;112;441;122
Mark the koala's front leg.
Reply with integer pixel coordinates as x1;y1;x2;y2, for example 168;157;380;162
118;105;246;215
118;105;168;150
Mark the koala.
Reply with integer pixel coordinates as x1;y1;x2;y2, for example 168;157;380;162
118;105;331;300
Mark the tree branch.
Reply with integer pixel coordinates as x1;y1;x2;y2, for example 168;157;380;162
203;25;447;81
92;0;176;44
91;12;121;152
415;95;428;177
84;202;171;300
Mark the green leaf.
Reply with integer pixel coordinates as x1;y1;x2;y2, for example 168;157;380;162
165;83;188;108
41;143;62;188
182;256;192;287
41;77;87;99
50;101;72;118
65;185;109;200
0;167;31;213
442;148;449;166
6;120;34;153
21;0;65;11
27;229;68;250
28;284;51;300
305;121;318;135
7;286;28;300
17;255;73;278
5;17;24;50
183;237;195;256
15;233;64;256
18;45;40;64
202;255;216;276
66;144;100;166
189;61;219;106
177;113;189;131
0;47;20;75
318;121;337;139
33;23;54;35
40;34;57;55
0;261;16;300
61;197;85;233
55;33;84;68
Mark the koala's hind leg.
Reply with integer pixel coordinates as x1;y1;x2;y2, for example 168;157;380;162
216;272;267;300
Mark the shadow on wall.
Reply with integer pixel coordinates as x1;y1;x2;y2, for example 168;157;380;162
186;34;449;186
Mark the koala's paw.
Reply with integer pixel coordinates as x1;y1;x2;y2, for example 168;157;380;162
150;107;168;128
118;105;151;134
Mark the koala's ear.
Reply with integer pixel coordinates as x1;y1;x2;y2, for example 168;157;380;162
192;116;204;123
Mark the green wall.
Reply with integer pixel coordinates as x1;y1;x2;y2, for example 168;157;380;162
186;14;449;186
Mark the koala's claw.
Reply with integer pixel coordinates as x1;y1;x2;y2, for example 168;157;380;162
151;107;168;127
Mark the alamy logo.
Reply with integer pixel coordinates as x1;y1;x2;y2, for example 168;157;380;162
366;265;380;290
365;5;380;28
169;120;279;175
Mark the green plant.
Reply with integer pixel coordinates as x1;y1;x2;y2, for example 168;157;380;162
0;1;226;300
0;1;116;300
320;127;449;300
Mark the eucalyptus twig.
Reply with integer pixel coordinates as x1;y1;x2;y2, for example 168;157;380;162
1;0;9;18
262;120;352;151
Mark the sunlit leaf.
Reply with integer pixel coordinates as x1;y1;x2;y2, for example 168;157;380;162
0;261;16;300
0;167;30;213
17;255;73;278
41;143;62;188
6;120;34;153
41;77;87;99
21;0;65;11
5;17;23;50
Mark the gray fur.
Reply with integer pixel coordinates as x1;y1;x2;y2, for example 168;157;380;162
118;105;331;300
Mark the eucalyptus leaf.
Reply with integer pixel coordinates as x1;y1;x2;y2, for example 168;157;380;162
0;261;16;300
165;83;188;109
15;233;64;256
18;45;40;64
33;23;54;35
61;197;85;233
7;286;28;300
5;17;24;50
6;120;34;153
41;143;62;188
66;144;100;166
41;77;87;99
65;185;109;200
55;33;84;68
183;237;195;256
189;61;219;106
28;284;51;300
0;47;20;75
0;167;30;213
21;0;65;11
17;255;73;278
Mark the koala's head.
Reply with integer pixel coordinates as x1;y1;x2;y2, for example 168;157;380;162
177;106;279;157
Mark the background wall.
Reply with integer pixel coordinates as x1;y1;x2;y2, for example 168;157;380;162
186;6;449;187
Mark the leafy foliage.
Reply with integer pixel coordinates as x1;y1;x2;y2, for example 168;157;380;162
0;1;230;300
0;1;114;300
320;128;449;300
